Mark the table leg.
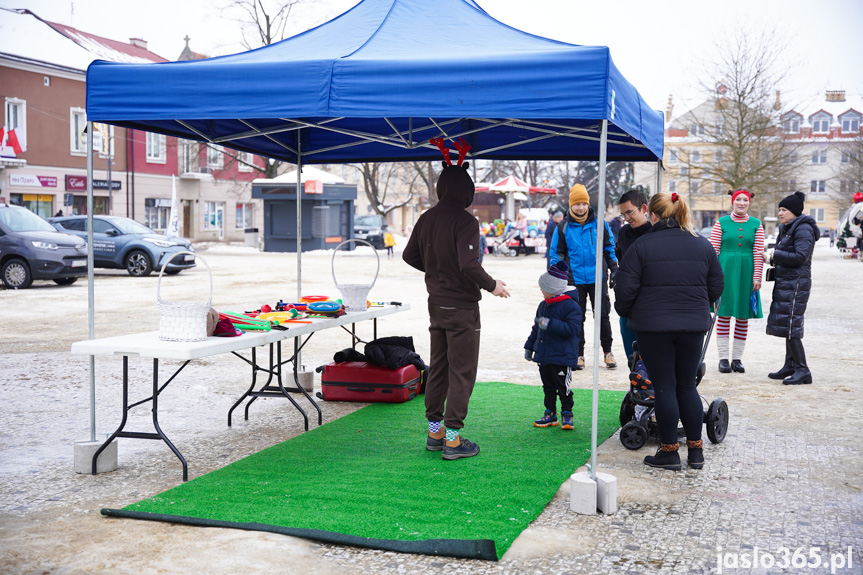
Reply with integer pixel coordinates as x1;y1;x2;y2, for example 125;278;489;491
228;346;258;426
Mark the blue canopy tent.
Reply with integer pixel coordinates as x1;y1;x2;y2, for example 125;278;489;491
82;0;664;487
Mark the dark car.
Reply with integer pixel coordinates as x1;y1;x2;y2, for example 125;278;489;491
50;215;196;277
353;214;386;249
0;204;88;289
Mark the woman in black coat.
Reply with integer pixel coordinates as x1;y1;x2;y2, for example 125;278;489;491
614;192;724;471
764;191;820;385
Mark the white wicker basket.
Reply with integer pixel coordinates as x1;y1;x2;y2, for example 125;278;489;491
332;239;379;311
156;251;212;342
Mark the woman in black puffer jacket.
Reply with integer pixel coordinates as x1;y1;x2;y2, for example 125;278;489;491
764;191;820;385
614;192;724;471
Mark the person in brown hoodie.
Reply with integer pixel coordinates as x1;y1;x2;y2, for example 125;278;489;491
403;162;510;460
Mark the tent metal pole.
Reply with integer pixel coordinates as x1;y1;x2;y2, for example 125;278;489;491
86;121;96;442
655;160;663;195
296;131;302;301
590;119;609;481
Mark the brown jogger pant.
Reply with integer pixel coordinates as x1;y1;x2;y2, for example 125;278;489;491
424;304;481;430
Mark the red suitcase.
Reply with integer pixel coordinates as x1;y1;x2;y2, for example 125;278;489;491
318;361;421;403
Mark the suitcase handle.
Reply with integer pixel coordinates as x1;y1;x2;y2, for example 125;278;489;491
346;387;374;393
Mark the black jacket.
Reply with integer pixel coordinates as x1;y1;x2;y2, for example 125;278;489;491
402;166;496;309
524;291;583;366
766;215;820;339
615;221;652;262
613;219;724;333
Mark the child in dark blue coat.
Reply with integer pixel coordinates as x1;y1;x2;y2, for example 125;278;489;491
524;261;583;429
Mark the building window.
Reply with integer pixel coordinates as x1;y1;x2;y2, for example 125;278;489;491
811;117;830;133
808;208;825;222
180;140;198;173
70;108;87;155
691;151;701;163
203;201;223;231
811;150;828;164
783;151;798;164
810;180;826;193
714;150;723;164
667;150;679;163
144;198;172;232
689;124;704;136
3;97;27;153
788;180;796;192
668;181;677;193
690;180;700;194
236;203;253;229
206;145;223;169
841;151;857;164
715;123;726;136
680;165;689;176
713;181;724;194
842;118;860;133
783;118;800;133
238;151;254;172
146;132;166;163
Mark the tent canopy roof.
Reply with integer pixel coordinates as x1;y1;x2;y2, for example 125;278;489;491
86;0;664;164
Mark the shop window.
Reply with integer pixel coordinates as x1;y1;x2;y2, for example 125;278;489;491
203;201;223;231
235;203;253;229
145;198;172;231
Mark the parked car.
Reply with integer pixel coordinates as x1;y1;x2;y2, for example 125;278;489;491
353;214;386;249
49;215;195;277
0;204;88;289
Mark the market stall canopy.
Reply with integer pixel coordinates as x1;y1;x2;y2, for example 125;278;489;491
475;175;557;194
85;0;664;164
253;166;346;185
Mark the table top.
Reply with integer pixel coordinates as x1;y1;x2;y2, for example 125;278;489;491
71;304;410;360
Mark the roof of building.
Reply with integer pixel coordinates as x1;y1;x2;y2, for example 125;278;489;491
0;8;167;73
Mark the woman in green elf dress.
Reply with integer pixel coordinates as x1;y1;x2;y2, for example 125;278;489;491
708;190;764;373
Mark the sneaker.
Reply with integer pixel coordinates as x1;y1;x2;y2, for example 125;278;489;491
604;352;617;368
442;436;480;460
426;433;445;451
576;356;585;370
560;411;574;430
534;409;559;428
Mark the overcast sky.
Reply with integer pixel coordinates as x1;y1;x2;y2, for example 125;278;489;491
4;0;862;113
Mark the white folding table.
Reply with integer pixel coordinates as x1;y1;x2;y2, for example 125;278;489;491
72;303;410;481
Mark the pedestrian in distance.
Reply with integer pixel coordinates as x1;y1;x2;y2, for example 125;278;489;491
709;189;765;374
403;139;510;461
515;211;529;256
524;261;583;430
549;183;619;371
614;192;724;471
764;191;820;385
382;225;396;258
615;189;652;361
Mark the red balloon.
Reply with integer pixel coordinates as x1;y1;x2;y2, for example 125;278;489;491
260;304;272;313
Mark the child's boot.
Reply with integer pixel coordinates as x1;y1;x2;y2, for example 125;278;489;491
560;411;574;430
687;439;704;469
643;442;681;470
534;409;559;428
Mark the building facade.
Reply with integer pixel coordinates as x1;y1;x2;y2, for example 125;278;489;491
0;8;265;242
634;90;861;235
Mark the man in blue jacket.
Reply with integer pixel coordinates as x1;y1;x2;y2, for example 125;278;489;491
549;184;618;370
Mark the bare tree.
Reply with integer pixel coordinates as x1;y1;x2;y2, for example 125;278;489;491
834;135;863;201
678;26;807;220
222;0;316;50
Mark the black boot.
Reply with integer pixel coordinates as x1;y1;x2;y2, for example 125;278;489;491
718;359;731;373
768;340;795;380
686;439;704;469
783;338;812;385
731;360;745;373
643;443;681;471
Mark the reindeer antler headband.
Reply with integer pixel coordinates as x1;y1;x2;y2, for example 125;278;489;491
430;137;471;169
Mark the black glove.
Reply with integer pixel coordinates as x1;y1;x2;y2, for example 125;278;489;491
609;270;617;289
524;349;534;361
534;316;550;330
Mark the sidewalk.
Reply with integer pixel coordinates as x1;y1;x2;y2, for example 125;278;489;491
0;241;860;574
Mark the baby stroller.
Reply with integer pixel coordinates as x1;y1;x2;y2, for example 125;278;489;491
618;307;729;450
492;227;520;257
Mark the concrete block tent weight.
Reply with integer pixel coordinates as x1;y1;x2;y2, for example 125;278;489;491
81;0;665;508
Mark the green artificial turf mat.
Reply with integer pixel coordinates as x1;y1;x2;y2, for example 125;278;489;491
104;382;624;560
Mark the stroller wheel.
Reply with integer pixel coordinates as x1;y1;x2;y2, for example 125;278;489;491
620;421;648;450
619;393;636;427
706;398;729;443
